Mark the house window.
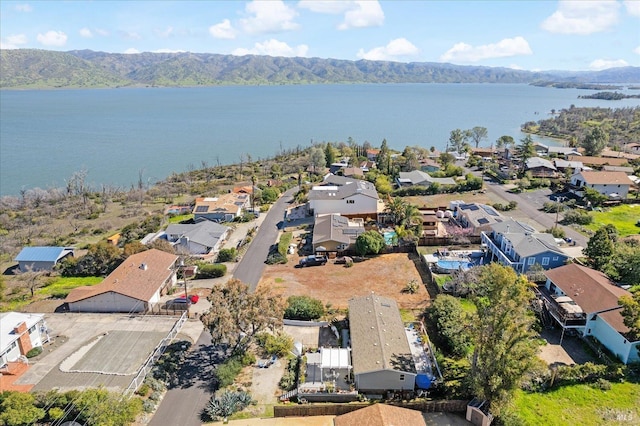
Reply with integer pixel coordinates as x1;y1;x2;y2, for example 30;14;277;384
553;256;559;261
399;374;405;381
542;257;549;266
346;200;355;204
528;257;535;266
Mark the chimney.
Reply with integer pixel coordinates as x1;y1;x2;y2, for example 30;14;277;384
13;322;33;356
140;263;148;270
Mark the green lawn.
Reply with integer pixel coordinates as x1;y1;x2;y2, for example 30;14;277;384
513;382;640;425
458;298;477;314
585;205;640;237
434;275;452;289
37;276;103;298
168;213;194;223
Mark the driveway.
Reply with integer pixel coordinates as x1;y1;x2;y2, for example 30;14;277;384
234;187;298;292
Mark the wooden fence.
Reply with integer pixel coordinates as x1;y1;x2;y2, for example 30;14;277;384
274;399;469;417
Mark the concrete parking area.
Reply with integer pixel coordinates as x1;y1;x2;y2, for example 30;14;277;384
16;313;204;392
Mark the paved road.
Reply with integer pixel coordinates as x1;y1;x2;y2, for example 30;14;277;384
233;186;297;291
149;330;222;426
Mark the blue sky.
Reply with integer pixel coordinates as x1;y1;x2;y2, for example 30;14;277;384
1;0;638;71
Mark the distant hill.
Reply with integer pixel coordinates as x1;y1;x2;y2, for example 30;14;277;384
1;49;639;89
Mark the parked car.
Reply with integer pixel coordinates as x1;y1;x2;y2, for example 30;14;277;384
334;256;353;265
299;255;328;267
177;294;199;304
164;297;192;310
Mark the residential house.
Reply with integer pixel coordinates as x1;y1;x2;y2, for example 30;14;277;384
163;221;230;256
164;205;191;215
341;167;364;178
525;157;557;178
349;294;420;393
418;209;442;237
192;193;250;223
419;158;442;173
481;220;569;273
232;185;254;195
601;148;639;161
312;214;365;253
396;170;456;188
533;142;549;156
333;404;427;426
1;312;46;367
455;203;504;236
308;179;381;219
330;161;349;174
554;159;584;173
602;165;635;175
544;264;639;364
470;147;496;160
366;149;380;161
568;155;628;168
547;146;581;158
14;246;75;272
107;233;121;246
359;160;376;173
65;249;178;313
570;170;631;199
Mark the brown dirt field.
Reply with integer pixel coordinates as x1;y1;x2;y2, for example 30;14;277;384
258;253;431;310
404;191;505;209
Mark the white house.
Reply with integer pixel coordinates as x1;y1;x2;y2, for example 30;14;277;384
544;264;639;364
349;295;420;393
65;249;178;313
164;221;230;256
308;179;381;219
14;246;75;272
1;312;46;367
570;170;631;199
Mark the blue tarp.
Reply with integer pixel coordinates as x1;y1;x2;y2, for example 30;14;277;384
416;374;432;389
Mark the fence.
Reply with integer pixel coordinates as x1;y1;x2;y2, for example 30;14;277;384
147;303;190;317
124;310;188;395
274;400;469;417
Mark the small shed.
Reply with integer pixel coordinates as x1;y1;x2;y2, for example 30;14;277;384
14;246;75;272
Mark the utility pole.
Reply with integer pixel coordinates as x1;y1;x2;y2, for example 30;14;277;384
179;258;189;317
554;196;565;230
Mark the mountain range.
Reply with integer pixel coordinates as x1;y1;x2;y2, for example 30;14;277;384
1;49;639;89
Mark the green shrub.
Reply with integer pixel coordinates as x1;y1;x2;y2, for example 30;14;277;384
135;384;151;397
26;346;43;358
256;332;294;357
203;391;253;422
149;391;162;402
563;209;593;225
284;295;325;321
545;227;566;239
217;248;237;263
278;232;293;257
142;400;156;413
215;359;243;388
196;263;227;279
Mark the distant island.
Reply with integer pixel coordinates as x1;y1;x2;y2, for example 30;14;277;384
530;81;622;90
578;91;640;100
1;49;639;89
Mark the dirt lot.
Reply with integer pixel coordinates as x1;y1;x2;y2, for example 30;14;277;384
258;253;430;310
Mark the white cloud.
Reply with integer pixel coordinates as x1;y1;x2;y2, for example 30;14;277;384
338;1;384;30
14;4;32;12
123;48;140;54
624;0;640;17
209;19;236;39
0;34;28;49
356;38;418;61
36;30;67;47
634;46;640;55
154;26;174;38
541;0;620;35
298;0;352;14
241;0;299;34
79;28;93;38
589;58;629;70
440;36;533;63
232;39;309;57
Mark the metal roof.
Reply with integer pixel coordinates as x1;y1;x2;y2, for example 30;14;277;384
14;246;74;263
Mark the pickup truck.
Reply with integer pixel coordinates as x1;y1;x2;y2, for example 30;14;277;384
299;255;328;267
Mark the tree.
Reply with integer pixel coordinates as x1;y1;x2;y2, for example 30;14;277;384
201;279;285;352
260;187;279;204
448;129;468;154
123;241;147;257
324;142;336;167
284;295;325;320
619;289;640;342
581;126;609;156
15;266;47;298
377;139;391;174
468;263;538;415
355;230;386;256
439;152;456;168
609;241;640;286
495;135;515;150
583;187;608;207
384;197;408;225
0;392;45;426
427;295;470;358
584;225;616;271
517;135;536;173
374;174;393;195
469;126;488;148
402;146;419;171
308;146;325;174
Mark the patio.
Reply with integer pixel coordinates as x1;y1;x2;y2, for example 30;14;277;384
301;348;353;393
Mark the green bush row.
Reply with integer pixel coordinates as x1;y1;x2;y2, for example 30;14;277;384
196;263;227;279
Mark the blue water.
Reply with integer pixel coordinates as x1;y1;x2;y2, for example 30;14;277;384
384;231;397;245
2;84;639;196
437;260;474;271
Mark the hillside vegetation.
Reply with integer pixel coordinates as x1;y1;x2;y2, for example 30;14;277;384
2;49;639;89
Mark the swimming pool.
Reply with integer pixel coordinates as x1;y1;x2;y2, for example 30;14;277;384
435;259;473;273
384;231;397;245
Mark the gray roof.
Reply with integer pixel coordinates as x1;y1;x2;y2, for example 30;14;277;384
548;146;581;155
490;220;565;257
457;203;504;227
398;170;456;186
349;295;416;375
165;221;229;248
313;214;364;246
526;157;556;170
308;179;379;201
554;159;583;169
323;174;357;186
602;165;634;174
15;246;74;263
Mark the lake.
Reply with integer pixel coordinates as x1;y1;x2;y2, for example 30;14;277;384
1;83;639;196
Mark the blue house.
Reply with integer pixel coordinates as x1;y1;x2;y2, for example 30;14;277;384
14;246;75;272
481;220;569;273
